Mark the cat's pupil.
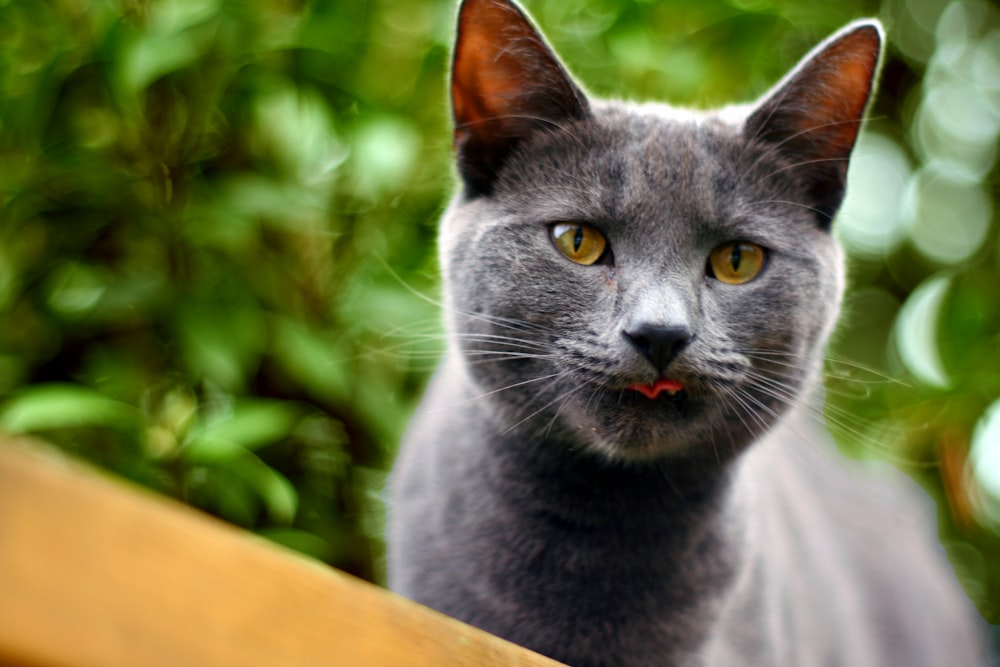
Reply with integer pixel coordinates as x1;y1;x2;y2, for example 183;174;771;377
573;226;583;253
731;245;742;271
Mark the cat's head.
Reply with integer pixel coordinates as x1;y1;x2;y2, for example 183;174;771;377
440;0;881;463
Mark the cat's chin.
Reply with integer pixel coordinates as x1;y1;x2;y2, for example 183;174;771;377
559;386;745;464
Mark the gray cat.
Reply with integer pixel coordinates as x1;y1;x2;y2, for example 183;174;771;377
387;0;987;665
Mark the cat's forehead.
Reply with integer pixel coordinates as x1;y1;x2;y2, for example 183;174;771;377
495;101;755;230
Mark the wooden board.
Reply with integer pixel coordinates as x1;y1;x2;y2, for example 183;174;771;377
0;440;566;667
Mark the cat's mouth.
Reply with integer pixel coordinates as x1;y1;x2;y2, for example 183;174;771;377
627;378;685;399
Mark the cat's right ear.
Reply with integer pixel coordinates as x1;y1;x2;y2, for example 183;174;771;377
451;0;590;197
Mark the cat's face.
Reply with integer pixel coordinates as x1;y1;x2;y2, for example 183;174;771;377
440;0;880;463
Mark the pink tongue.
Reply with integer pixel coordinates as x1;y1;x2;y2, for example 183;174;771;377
628;379;684;399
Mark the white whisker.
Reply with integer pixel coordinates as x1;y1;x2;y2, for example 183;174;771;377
502;378;586;436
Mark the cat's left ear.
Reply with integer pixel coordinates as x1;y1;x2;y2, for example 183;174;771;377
745;22;882;226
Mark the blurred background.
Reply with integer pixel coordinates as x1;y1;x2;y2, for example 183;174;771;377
0;0;997;644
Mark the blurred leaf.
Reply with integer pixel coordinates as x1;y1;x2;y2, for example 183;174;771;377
196;399;304;452
44;262;109;319
185;435;247;461
226;450;299;524
350;114;422;197
271;316;351;404
186;440;298;524
176;302;266;390
251;83;348;184
192;465;260;528
120;31;200;93
0;383;141;434
257;527;336;561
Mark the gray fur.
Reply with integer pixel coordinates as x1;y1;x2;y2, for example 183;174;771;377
387;1;987;665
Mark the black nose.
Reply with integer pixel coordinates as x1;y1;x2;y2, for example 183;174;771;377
623;324;692;373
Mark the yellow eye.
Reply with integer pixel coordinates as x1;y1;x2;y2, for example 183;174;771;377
551;223;608;265
708;242;766;284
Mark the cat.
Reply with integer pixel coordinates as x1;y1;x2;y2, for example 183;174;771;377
387;0;987;665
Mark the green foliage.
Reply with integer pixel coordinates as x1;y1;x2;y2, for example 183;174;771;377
1;0;997;638
0;0;450;581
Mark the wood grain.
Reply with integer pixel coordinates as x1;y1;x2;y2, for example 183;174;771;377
0;440;566;667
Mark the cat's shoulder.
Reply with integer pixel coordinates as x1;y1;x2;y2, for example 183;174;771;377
740;412;988;662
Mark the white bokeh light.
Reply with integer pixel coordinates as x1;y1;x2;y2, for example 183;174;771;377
902;166;992;265
970;398;1000;511
837;133;912;258
894;274;952;389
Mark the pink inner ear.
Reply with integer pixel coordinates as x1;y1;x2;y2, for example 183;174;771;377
786;27;881;159
451;19;496;128
451;0;587;136
452;28;525;135
452;0;541;136
743;22;881;222
449;0;588;193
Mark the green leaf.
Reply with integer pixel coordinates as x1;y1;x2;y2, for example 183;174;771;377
197;399;304;452
272;316;351;404
186;440;298;524
257;528;334;562
184;435;246;461
227;451;298;524
118;31;199;93
0;383;141;434
176;302;266;391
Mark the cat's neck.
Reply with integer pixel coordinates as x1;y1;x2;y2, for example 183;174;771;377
456;367;759;664
483;411;738;529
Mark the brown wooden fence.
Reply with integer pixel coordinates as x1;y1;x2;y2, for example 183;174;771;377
0;439;565;667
